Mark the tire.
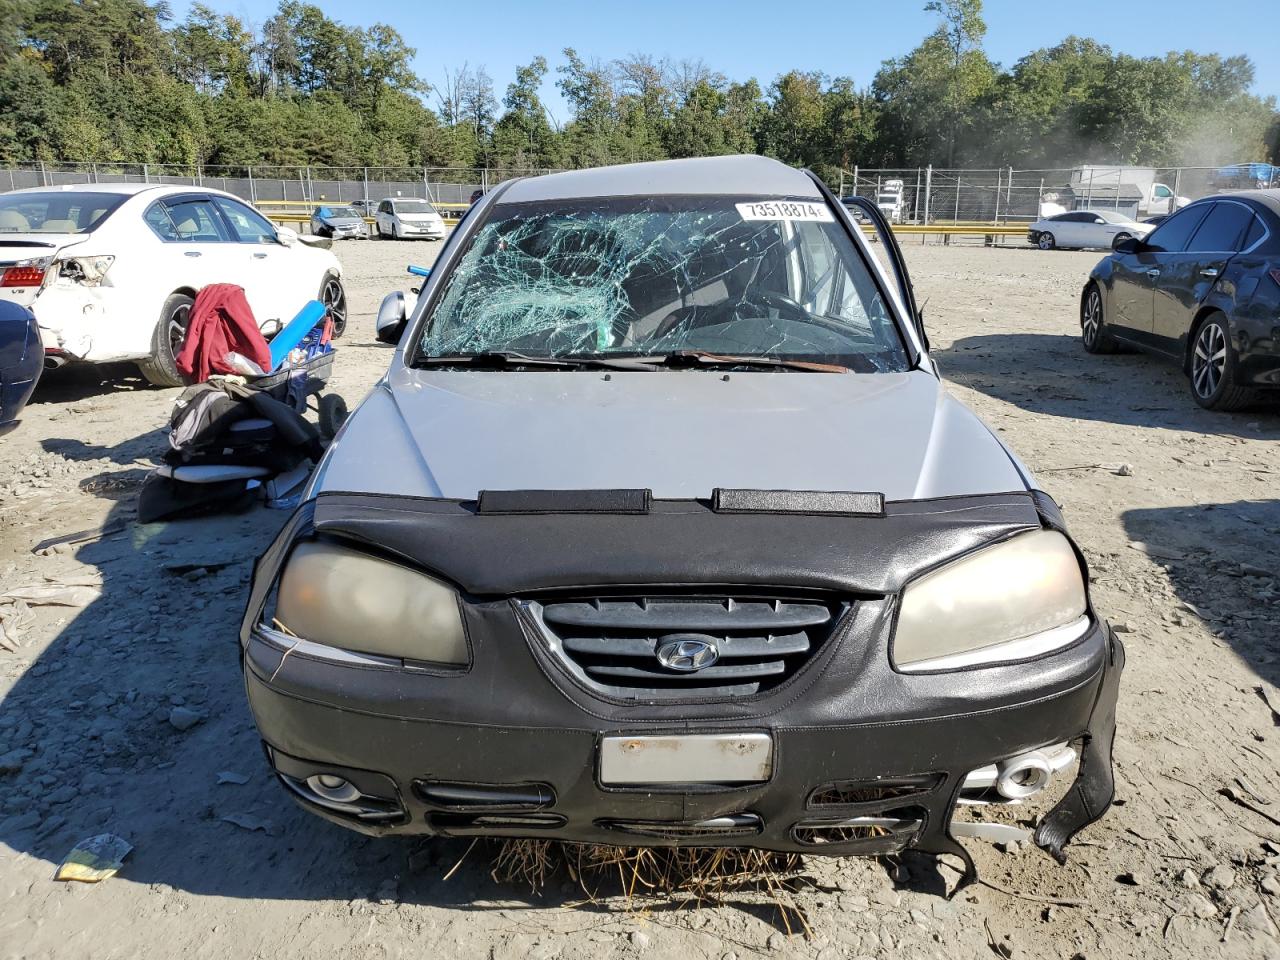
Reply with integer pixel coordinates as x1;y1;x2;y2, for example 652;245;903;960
1038;231;1056;250
1188;313;1258;411
317;393;349;440
1081;282;1119;354
137;292;193;387
374;221;382;238
319;273;347;339
1111;232;1132;249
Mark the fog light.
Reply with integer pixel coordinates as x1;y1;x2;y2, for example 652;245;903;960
307;774;361;804
995;752;1053;799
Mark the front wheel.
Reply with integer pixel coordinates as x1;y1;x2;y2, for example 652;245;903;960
1111;232;1132;249
1189;314;1257;411
1038;232;1056;250
320;273;347;339
1081;282;1118;354
137;292;193;387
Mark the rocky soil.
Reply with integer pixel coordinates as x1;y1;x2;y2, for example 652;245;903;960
1;236;1278;959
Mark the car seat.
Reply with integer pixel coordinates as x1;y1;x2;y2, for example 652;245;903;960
0;210;31;231
39;218;77;233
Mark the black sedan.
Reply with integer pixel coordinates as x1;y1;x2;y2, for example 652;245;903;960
1081;191;1280;410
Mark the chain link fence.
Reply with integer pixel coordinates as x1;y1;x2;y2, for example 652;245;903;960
0;162;571;210
838;164;1279;225
2;160;1276;224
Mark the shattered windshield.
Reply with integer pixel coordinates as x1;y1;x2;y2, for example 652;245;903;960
417;196;907;370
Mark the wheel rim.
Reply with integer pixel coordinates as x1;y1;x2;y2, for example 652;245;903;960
1192;321;1227;399
322;278;346;330
166;303;191;353
1083;290;1101;344
1039;233;1053;249
1114;233;1130;247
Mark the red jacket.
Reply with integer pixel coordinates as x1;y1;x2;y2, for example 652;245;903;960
175;284;272;383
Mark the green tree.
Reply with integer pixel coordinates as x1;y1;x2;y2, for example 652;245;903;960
871;0;995;165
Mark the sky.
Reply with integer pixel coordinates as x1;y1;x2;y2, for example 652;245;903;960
175;0;1280;120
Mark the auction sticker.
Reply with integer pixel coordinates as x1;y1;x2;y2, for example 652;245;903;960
736;200;834;222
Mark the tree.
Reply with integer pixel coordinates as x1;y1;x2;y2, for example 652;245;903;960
492;56;559;169
871;0;995;165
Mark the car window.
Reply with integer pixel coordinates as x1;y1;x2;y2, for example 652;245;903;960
213;197;277;245
152;198;230;242
1143;205;1210;253
1186;202;1253;253
0;191;128;234
378;201;390;214
143;202;180;241
393;200;436;215
1154;185;1173;198
1242;215;1265;250
419;195;908;373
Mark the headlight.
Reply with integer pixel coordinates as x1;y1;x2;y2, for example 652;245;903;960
893;530;1088;672
274;541;468;665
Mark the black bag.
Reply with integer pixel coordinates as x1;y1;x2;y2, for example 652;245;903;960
165;380;321;471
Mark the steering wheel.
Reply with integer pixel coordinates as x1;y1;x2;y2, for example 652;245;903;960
741;289;812;323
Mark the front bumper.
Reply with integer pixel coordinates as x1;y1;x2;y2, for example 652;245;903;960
244;611;1121;862
239;490;1124;869
400;224;445;239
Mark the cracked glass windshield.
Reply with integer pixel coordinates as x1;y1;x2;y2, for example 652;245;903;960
418;196;908;371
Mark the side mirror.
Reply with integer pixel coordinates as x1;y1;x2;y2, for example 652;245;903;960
1114;237;1141;255
375;290;408;344
277;226;299;246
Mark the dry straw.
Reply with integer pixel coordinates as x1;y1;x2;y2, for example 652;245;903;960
471;840;814;936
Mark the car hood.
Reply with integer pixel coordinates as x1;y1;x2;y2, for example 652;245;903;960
320;216;364;227
311;368;1029;502
396;214;442;223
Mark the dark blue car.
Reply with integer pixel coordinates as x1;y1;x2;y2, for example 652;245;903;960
0;301;43;437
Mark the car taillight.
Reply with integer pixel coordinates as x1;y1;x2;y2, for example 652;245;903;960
1;263;47;287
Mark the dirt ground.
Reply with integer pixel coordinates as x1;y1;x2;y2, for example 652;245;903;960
1;235;1279;960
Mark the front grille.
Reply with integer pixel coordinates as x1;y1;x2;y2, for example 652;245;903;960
526;595;846;700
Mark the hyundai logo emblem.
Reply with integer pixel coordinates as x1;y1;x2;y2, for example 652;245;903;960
655;635;720;672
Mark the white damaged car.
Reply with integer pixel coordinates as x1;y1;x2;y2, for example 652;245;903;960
0;184;345;385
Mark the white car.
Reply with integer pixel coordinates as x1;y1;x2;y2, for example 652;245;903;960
1028;210;1154;251
0;184;345;386
373;198;446;240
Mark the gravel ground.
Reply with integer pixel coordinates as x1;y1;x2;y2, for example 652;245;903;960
1;236;1279;959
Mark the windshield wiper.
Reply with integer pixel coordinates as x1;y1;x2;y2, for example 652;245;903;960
630;351;853;373
417;351;657;371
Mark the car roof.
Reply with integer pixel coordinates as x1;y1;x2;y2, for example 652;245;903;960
1219;189;1280;217
499;155;823;203
3;182;172;197
0;183;263;205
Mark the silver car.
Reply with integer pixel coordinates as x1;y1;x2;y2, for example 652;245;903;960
309;204;368;240
240;156;1122;879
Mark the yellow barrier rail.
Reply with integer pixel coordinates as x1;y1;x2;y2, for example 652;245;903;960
263;210;1027;239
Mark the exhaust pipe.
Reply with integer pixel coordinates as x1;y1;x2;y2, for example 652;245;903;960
44;354;67;371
